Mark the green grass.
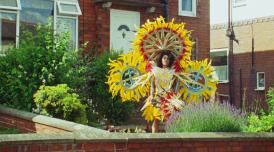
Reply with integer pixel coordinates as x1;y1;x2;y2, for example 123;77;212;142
0;126;20;134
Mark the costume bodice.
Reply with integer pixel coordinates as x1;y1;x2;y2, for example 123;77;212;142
151;66;175;94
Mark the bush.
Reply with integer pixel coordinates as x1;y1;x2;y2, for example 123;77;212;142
267;87;274;114
244;87;274;132
33;84;87;124
0;19;87;111
165;102;246;132
83;51;134;125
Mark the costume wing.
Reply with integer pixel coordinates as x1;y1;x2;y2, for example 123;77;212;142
106;51;150;102
176;59;218;102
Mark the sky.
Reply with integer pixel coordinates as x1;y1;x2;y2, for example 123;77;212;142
210;0;274;25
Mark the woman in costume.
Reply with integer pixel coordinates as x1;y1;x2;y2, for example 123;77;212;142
106;16;218;133
141;50;176;132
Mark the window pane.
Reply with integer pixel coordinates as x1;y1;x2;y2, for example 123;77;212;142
210;51;227;66
182;0;192;11
20;0;53;31
258;73;265;88
56;17;76;50
0;12;17;54
214;66;228;81
0;0;17;7
60;3;78;13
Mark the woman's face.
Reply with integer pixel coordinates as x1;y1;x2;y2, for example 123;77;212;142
162;55;169;67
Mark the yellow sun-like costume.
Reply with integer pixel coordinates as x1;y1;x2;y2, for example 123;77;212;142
107;51;150;102
178;59;218;103
107;16;218;123
133;16;192;72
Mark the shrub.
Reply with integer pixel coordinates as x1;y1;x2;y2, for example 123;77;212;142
267;87;274;114
165;102;246;132
33;84;87;124
0;19;87;111
244;87;274;132
83;51;134;125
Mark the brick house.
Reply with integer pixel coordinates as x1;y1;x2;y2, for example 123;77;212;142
210;16;274;109
1;0;210;59
78;0;210;58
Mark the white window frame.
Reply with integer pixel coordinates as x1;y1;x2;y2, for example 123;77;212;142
54;0;81;51
0;0;21;10
233;0;247;7
178;0;196;17
255;72;265;91
57;0;82;16
0;9;20;54
210;48;229;83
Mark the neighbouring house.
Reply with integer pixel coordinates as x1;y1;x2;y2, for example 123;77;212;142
210;15;274;109
1;0;210;59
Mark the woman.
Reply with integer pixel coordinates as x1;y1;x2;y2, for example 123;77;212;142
142;50;176;133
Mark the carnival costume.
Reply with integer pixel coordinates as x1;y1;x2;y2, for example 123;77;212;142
107;16;217;122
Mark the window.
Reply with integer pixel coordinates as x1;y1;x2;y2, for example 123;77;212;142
55;0;82;50
0;0;82;52
57;1;82;16
56;16;77;50
20;0;54;31
0;11;18;54
178;0;196;17
0;0;20;54
0;0;21;10
210;48;229;83
256;72;265;90
233;0;247;7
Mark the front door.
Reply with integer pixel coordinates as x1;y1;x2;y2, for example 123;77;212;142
110;9;140;53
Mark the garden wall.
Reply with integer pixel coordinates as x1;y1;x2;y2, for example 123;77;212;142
0;105;274;152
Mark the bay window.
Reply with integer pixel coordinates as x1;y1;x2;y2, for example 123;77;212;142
0;0;81;53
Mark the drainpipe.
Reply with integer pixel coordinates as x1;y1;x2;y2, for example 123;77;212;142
161;0;169;21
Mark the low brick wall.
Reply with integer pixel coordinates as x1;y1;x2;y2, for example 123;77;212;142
0;105;274;152
0;105;106;134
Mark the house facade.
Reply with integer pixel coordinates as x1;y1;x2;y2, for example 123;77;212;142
1;0;210;59
210;16;274;109
78;0;210;58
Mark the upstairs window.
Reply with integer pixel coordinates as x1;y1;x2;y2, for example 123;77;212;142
210;48;229;83
178;0;196;17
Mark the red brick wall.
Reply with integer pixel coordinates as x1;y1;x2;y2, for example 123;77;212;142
169;0;210;59
1;139;273;152
78;0;163;53
0;113;69;133
1;106;273;152
226;51;274;110
78;0;210;57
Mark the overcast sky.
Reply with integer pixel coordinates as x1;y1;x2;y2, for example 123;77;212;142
210;0;274;25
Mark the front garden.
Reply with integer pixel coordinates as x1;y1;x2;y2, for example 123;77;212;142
0;21;273;134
